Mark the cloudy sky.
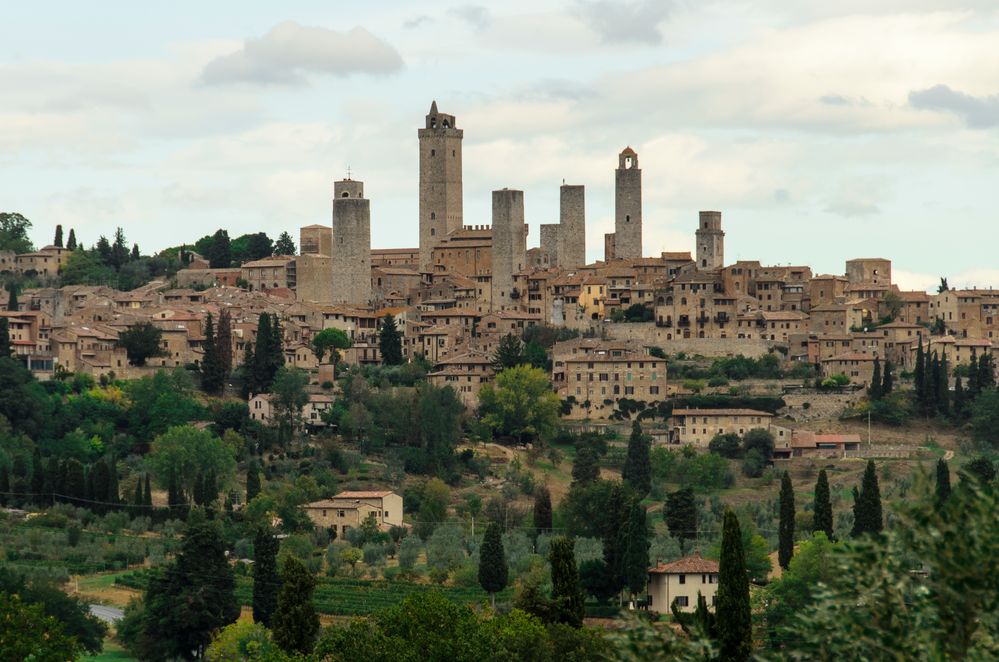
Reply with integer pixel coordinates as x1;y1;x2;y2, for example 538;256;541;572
3;1;998;291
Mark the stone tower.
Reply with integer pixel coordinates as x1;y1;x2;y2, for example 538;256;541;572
418;101;463;272
491;188;527;312
614;147;642;260
559;184;586;269
696;211;725;270
540;224;559;267
331;179;372;305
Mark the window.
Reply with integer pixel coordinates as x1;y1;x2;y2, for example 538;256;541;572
431;149;436;156
674;596;689;607
338;510;345;518
678;574;686;584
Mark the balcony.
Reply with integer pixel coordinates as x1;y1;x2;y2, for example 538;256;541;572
677;316;690;328
714;313;730;324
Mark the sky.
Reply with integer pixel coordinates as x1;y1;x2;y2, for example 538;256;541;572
3;0;998;292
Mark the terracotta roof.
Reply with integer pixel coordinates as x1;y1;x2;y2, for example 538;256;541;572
649;552;718;575
673;408;773;417
335;490;395;499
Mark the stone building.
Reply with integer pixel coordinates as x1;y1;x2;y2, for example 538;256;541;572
302;490;403;538
846;258;891;286
330;178;371;306
419;101;463;271
647;553;720;614
551;338;667;405
540;224;559;268
669;408;775;447
490;189;527;312
613;147;642;260
695;211;725;270
295;254;333;304
241;256;296;292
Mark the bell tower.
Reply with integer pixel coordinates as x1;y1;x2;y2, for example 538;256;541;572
614;147;642;260
696;211;725;270
418;101;463;272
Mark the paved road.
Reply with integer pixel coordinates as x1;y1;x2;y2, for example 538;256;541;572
89;604;124;624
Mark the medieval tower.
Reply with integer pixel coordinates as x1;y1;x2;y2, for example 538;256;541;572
696;211;725;270
418;101;463;272
330;178;372;305
614;147;642;260
559;184;585;269
491;188;527;311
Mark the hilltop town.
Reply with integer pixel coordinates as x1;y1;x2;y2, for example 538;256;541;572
1;102;997;661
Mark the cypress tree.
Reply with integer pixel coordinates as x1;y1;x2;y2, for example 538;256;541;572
64;459;85;504
252;526;280;627
30;448;45;505
66;228;77;251
619;498;650;599
979;353;995;390
549;536;585;628
665;487;697;548
717;510;752;662
926;351;940;415
252;313;272;394
54;224;63;248
936;458;951;504
242;342;256;396
937;352;950;416
11;455;30;507
953;374;966;419
478;522;508;609
570;446;600;485
601;482;630;598
167;471;184;509
378;314;403;365
107;456;119;504
246;460;261;503
869;357;882;401
622;419;651;496
851;461;883;537
217;309;233;382
0;318;11;357
914;337;926;403
272;556;319;655
881;359;894;395
268;316;285;379
778;471;795;569
143;473;153;508
533;485;552;535
91;461;110;514
7;284;18;313
134;475;144;506
201;313;223;394
0;464;8;506
44;458;59;506
968;352;980;396
813;469;833;540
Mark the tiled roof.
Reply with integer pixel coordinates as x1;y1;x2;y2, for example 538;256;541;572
673;408;773;417
649;552;719;574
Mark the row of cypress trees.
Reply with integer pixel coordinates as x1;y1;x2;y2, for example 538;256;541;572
0;451;119;512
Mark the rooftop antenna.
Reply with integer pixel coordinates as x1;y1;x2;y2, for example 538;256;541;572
346;165;352;180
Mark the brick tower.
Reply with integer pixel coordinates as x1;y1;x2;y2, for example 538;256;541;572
418;101;463;272
614;147;642;260
331;178;371;305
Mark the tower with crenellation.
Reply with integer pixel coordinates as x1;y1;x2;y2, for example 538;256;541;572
613;147;642;260
695;211;725;270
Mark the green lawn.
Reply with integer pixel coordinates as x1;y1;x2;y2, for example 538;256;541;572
81;641;137;662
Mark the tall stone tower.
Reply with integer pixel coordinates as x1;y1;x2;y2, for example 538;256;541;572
491;188;527;312
539;224;559;267
559;184;585;269
696;211;725;270
331;179;371;305
614;147;642;260
418;101;463;272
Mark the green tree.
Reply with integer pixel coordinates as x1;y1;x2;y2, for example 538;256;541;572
813;469;833;540
269;367;309;443
0;212;34;253
493;333;524;370
246;459;261;503
937;352;950;416
200;313;224;394
914;337;926;405
571;446;601;485
208;229;231;268
217;309;233;381
622;420;652;496
716;510;751;662
964;456;996;483
708;432;742;458
620;498;650;599
0;464;7;506
742;428;775;460
882;359;894;395
936;457;951;504
274;231;296;256
0;593;80;662
533;485;553;535
851;460;883;537
144;473;153;507
378;314;403;366
970;388;999;449
146;425;236;504
416;478;449;539
868;357;882;401
479;365;560;444
478;522;508;609
66;228;77;250
549;536;585;628
311;327;351;364
778;471;795;569
117;321;166;366
6;283;18;312
30;447;44;504
0;319;10;358
134;473;144;506
761;531;838;649
665;487;697;548
53;224;63;247
272;556;319;654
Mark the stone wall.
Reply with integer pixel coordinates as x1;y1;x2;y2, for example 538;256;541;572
602;322;777;357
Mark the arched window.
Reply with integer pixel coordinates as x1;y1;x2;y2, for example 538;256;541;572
431;149;436;156
443;120;450;128
430;212;436;220
341;191;349;198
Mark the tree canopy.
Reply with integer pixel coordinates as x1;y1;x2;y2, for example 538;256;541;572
478;365;560;444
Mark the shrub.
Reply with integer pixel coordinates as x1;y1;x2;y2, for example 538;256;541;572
742;449;766;478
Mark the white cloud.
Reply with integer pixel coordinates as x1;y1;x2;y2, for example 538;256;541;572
200;21;403;86
909;84;999;128
574;0;673;45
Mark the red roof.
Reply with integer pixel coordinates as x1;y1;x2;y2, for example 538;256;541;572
649;552;719;574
